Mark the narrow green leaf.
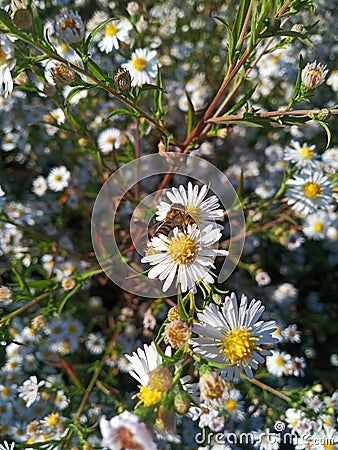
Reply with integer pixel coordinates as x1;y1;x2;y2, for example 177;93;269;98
185;90;196;136
225;83;258;116
84;18;116;54
233;0;251;43
12;269;30;294
0;8;15;30
86;58;107;81
104;108;140;121
58;283;81;315
63;85;96;108
214;16;234;63
154;66;164;116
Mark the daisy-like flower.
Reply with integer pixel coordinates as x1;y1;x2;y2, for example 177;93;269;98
285;169;333;216
17;376;45;407
163;319;191;348
122;47;158;86
301;60;328;90
125;342;167;407
0;442;15;450
100;411;158;450
156;182;224;228
98;19;133;53
302;210;331;240
281;324;301;343
0;33;16;98
54;10;85;43
85;332;105;355
97;128;121;154
47;166;70;192
142;223;227;293
0;285;12;304
190;292;278;381
199;370;228;408
284;141;318;169
32;176;47;197
322;148;338;174
284;356;307;377
266;350;291;377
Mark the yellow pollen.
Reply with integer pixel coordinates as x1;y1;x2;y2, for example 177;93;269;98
272;56;279;64
314;222;323;233
106;136;115;143
134;385;162;408
323;443;333;450
132;56;147;71
220;328;258;365
46;412;60;426
0;46;6;65
226;399;237;412
185;205;201;223
167;235;198;264
54;175;62;182
303;181;321;198
300;145;313;159
276;356;284;366
105;23;118;36
62;18;76;30
68;324;77;333
308;69;320;78
60;43;69;52
2;387;10;397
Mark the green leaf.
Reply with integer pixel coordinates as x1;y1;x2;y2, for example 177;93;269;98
313;119;331;148
104;108;140;121
58;283;81;315
0;8;15;30
153;66;164;117
185;90;196;136
12;268;30;295
63;85;96;108
233;0;251;42
225;83;258;116
214;16;234;64
86;58;107;82
84;18;116;54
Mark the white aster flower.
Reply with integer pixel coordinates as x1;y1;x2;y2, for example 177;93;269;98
322;148;338;174
98;128;121;154
32;176;47;197
285;169;333;216
0;33;16;98
122;47;158;86
100;411;158;450
125;341;163;386
281;324;301;343
156;182;224;228
47;166;70;192
190;292;278;380
0;442;15;450
17;375;45;407
85;332;105;354
327;70;338;92
301;60;328;90
54;10;85;43
98;19;133;53
266;350;291;377
302;210;332;240
284;141;318;169
142;223;227;293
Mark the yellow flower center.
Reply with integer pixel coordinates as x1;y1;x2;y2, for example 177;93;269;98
300;145;313;159
105;23;118;36
60;43;69;53
106;136;115;143
0;45;6;65
323;443;333;450
220;328;258;365
46;412;60;427
2;387;10;397
167;234;198;264
314;222;323;233
185;205;201;223
132;56;147;71
62;18;76;30
303;181;321;198
276;356;284;366
134;385;162;408
226;399;237;412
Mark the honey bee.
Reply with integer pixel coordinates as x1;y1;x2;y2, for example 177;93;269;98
150;203;196;238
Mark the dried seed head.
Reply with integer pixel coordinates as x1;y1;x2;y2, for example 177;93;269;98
13;8;33;30
51;64;76;86
114;67;132;91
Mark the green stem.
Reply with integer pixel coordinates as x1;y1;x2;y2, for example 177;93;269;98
242;374;292;403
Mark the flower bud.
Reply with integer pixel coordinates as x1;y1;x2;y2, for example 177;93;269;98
13;8;33;30
301;61;328;90
174;391;191;415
